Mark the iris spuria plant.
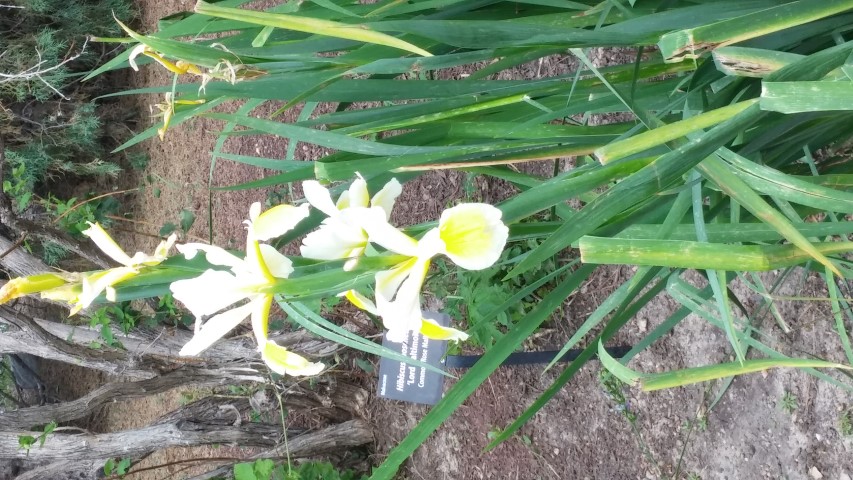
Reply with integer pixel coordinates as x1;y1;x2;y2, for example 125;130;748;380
300;175;402;270
170;202;324;377
0;222;176;314
345;202;509;343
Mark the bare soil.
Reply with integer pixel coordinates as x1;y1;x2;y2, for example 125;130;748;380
39;2;853;479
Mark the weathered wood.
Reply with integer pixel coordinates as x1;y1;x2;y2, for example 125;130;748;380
186;420;375;480
0;400;371;464
34;318;341;363
0;366;263;430
1;306;339;380
0;236;51;277
0;306;170;379
14;459;103;480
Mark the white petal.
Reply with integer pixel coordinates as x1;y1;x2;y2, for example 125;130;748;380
258;245;293;278
82;222;134;266
262;340;325;376
370;178;402;220
438;203;508;270
177;243;244;271
170;270;248;318
376;257;429;337
374;257;417;303
340;289;378;315
335;190;351;210
302;180;339;217
350;207;419;257
249;202;262;223
346;175;370;209
128;44;147;71
300;217;367;261
153;233;178;259
179;302;254;356
252;203;310;241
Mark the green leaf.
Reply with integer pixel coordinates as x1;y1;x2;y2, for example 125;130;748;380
599;345;851;391
279;300;451;378
658;0;853;62
760;81;853;113
597;341;639;385
159;222;177;236
195;1;433;57
234;462;259;480
179;209;196;234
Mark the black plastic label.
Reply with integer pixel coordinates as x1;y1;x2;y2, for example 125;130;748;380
377;312;448;405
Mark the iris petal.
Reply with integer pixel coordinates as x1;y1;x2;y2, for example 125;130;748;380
252;203;310;241
170;270;249;318
352;207;419;257
179;302;254;356
438;203;508;270
82;222;135;266
370;178;402;220
250;295;273;346
420;318;469;342
262;340;324;376
302;181;339;217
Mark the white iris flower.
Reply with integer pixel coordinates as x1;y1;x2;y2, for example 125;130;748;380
349;203;509;343
171;202;324;377
301;175;402;270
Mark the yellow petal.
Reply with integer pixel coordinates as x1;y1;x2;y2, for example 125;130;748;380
250;295;272;346
419;318;469;342
252;203;310;241
261;341;324;377
1;273;71;304
370;178;402;220
340;289;378;315
179;302;254;356
41;283;82;304
82;222;135;266
438;203;508;270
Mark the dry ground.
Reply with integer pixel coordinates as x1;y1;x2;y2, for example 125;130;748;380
36;1;853;479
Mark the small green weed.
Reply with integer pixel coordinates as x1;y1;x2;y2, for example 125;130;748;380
233;459;365;480
780;391;798;415
599;369;637;423
103;457;132;478
17;421;57;455
428;238;557;349
42;194;120;237
839;408;853;437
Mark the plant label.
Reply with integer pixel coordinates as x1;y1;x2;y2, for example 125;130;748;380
377;311;448;405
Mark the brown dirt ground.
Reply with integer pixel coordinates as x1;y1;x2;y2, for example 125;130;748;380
35;2;853;479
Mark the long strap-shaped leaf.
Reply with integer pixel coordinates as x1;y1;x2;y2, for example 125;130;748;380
599;341;851;391
195;1;433;57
